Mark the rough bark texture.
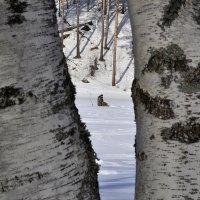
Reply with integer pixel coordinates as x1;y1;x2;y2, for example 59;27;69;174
0;0;100;199
128;0;200;199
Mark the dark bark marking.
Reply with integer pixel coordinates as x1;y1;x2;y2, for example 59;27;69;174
0;86;26;109
42;1;57;28
150;135;155;140
192;9;200;25
7;14;26;25
183;196;195;200
27;91;38;102
144;44;200;92
186;63;200;83
1;172;49;192
192;0;200;25
180;63;200;93
190;188;198;195
161;75;173;89
50;126;75;142
51;100;67;113
159;0;186;29
161;117;200;144
136;151;147;161
43;1;56;11
132;80;175;120
51;60;76;114
5;0;28;25
143;44;189;75
6;0;27;13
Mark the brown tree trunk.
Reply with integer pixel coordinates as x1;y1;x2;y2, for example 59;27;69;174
99;0;106;61
104;0;110;49
112;0;118;86
76;0;81;58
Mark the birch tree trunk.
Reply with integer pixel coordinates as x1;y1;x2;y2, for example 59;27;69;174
112;0;118;86
128;0;200;199
0;1;100;200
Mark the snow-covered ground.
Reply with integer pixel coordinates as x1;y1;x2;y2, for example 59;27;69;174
75;84;136;200
55;0;136;199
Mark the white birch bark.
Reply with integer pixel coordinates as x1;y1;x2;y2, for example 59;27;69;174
128;0;200;199
0;0;100;199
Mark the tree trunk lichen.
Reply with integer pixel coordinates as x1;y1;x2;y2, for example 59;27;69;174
161;117;200;144
143;44;200;92
0;86;26;109
132;79;175;120
143;44;189;75
5;0;28;25
192;0;200;25
159;0;186;29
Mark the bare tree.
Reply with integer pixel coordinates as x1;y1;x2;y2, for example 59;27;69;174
112;0;118;86
128;0;200;199
75;0;81;58
99;0;106;61
0;0;100;199
104;0;110;49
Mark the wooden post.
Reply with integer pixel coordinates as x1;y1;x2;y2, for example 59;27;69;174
99;0;106;61
104;0;110;49
76;0;81;58
112;0;118;86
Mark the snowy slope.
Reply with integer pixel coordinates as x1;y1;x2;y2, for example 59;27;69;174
56;0;134;92
55;0;136;199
